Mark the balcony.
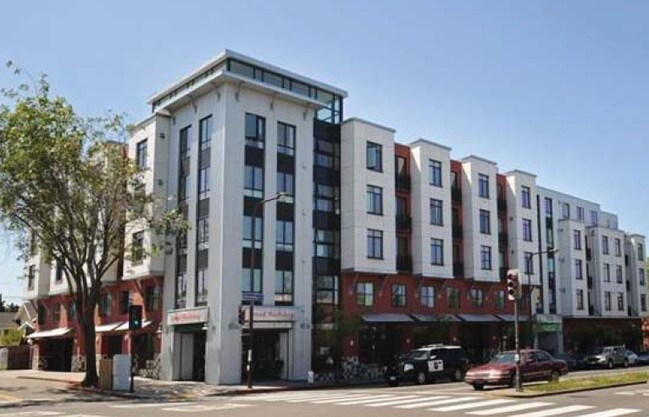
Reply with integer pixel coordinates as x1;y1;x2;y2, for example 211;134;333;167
452;187;462;203
587;276;593;289
453;262;464;278
497;198;507;212
396;256;412;272
395;175;411;192
396;215;412;231
545;217;553;229
452;224;463;239
586;248;592;261
499;232;508;245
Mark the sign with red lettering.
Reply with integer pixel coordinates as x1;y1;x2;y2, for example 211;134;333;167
241;306;295;322
167;307;209;326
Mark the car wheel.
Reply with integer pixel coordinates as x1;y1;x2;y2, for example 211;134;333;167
607;360;614;369
452;367;464;382
623;359;629;368
549;370;560;383
473;384;484;391
415;370;426;385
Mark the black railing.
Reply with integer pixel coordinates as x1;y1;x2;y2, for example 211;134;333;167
396;215;412;231
497;198;507;212
452;187;462;202
395;175;411;192
396;256;412;272
454;262;464;278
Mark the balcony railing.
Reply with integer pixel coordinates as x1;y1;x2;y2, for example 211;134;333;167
452;224;463;239
453;262;464;278
499;232;508;245
497;198;507;212
395;175;411;192
452;187;462;202
396;215;412;231
396;256;412;272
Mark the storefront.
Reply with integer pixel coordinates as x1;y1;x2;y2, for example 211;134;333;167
167;307;208;382
26;328;73;371
534;314;563;355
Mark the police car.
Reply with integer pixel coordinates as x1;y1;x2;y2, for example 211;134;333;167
385;344;469;386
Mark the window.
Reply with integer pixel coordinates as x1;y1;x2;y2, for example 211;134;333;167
638;243;644;261
356;282;374;306
577;206;585;221
179;125;190;158
641;294;647;312
314;183;339;213
470;289;484;308
197;218;209;245
245;113;265;148
522;219;533;241
197;166;209;196
615;238;621;257
447;287;460;309
575;260;583;280
315;139;340;169
144;286;159;311
391;284;406;307
602;236;609;255
277;122;295;155
604;291;612;311
277;172;294;203
244;165;264;198
55;264;63;283
429;159;442;187
175;255;187;309
26;265;35;291
275;270;293;305
199;115;212;147
430;199;443;226
521;186;531;209
99;293;112;317
494;290;505;310
545;197;553;217
480;246;492;270
603;263;611;282
367;229;383;259
420;286;435;308
617;293;624;311
616;265;623;284
478;174;489;198
196;263;208;306
396;156;407;177
396;196;408;217
241;268;262;293
366;141;382;172
367;185;383;215
314;229;339;258
120;291;130;315
562;203;570;219
131;231;144;264
576;289;584;310
315;276;339;305
276;220;294;252
243;215;263;249
479;210;491;234
590;210;598;226
524;252;534;274
431;238;444;266
639;269;645;286
67;302;76;321
574;230;582;250
136;139;148;169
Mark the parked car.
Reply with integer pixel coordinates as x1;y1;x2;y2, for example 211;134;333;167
625;349;639;366
464;349;568;391
636;351;649;365
554;352;577;371
583;346;628;369
385;344;469;386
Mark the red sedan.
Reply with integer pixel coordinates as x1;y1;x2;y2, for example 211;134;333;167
464;349;568;390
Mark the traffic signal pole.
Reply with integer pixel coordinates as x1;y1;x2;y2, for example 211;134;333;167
507;269;522;392
514;296;521;392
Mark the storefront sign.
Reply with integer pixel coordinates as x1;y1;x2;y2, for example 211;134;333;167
167;307;209;326
242;306;295;322
535;314;562;324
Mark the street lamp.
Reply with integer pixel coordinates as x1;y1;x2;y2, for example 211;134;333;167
525;248;559;348
246;192;286;389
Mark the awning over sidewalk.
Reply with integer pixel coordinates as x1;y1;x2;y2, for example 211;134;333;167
411;314;461;323
457;314;500;322
114;320;152;332
95;322;124;333
497;314;530;322
26;327;72;339
362;313;414;323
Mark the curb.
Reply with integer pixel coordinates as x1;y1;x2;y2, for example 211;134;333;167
17;376;82;384
487;380;648;398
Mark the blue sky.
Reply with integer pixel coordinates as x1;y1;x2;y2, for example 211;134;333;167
1;0;648;302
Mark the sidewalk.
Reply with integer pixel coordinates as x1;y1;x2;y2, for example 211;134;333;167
4;369;383;401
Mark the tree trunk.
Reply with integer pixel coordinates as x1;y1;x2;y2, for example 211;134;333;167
81;315;98;387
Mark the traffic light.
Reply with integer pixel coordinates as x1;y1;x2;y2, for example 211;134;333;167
238;306;246;325
507;269;521;301
128;305;143;330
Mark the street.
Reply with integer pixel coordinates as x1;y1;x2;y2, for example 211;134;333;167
0;371;647;417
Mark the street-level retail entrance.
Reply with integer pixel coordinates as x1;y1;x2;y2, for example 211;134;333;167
167;307;209;382
241;329;290;380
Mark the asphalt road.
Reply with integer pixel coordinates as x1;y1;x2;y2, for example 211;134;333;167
0;368;647;417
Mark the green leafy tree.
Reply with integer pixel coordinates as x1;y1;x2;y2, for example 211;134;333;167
0;329;24;346
0;64;185;386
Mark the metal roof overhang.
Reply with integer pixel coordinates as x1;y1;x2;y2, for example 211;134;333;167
362;313;414;323
457;314;500;322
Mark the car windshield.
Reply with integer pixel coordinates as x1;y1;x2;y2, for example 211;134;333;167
406;349;431;360
491;352;516;363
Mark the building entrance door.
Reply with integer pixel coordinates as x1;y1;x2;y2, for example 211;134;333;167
242;330;287;381
178;329;206;381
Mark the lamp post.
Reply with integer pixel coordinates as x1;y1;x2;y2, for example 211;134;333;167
525;248;559;348
246;192;286;389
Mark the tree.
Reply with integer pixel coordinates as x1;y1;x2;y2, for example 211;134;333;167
0;64;184;387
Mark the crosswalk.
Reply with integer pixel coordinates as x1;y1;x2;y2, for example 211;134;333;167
238;390;646;417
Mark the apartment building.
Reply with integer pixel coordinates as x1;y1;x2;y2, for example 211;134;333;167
23;50;648;382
